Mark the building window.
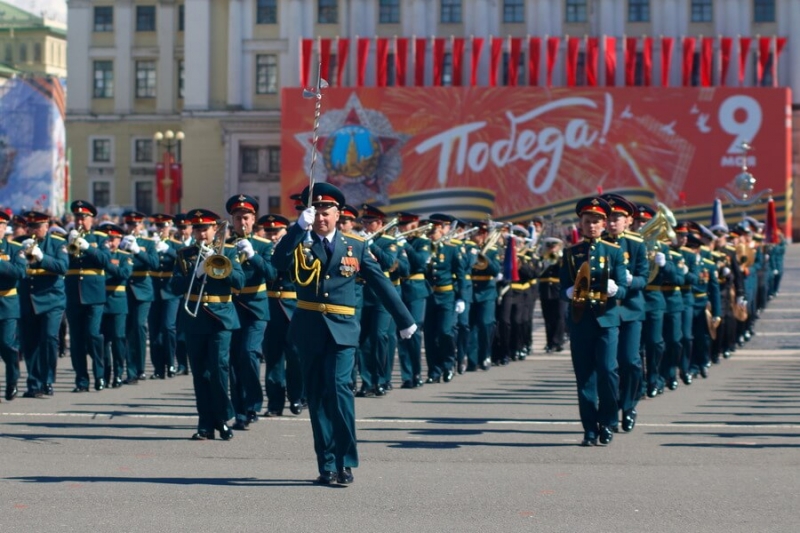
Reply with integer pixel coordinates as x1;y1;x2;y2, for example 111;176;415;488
178;60;185;99
33;43;42;62
92;139;112;163
241;148;260;173
268;196;281;210
566;0;587;23
134;181;154;214
256;54;278;94
690;0;712;22
135;61;157;98
628;0;650;22
241;147;281;182
754;0;775;22
257;0;277;24
441;53;452;86
502;51;526;85
93;61;114;98
92;181;111;208
268;147;281;174
19;43;27;62
441;0;462;23
379;0;400;23
503;0;524;23
136;6;156;31
178;4;184;31
318;0;338;24
4;44;11;63
94;6;113;32
134;139;154;163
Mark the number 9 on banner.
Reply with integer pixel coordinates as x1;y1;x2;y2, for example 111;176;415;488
718;95;762;154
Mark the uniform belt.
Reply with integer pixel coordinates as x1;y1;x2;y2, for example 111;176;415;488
232;283;267;295
26;269;56;276
646;285;681;291
267;290;297;299
0;288;18;297
105;285;126;292
464;275;471;280
405;273;425;281
66;268;104;275
132;271;151;277
187;294;232;303
297;300;356;315
392;279;401;286
471;275;493;281
538;277;559;283
680;285;691;290
511;282;531;290
433;284;454;293
150;271;173;278
693;292;707;298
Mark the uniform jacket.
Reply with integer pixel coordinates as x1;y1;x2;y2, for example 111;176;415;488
152;237;183;301
19;233;68;315
427;240;466;303
692;256;722;316
471;245;500;304
229;234;277;322
0;239;27;319
104;250;134;314
126;237;159;302
65;230;112;306
605;231;649;322
364;234;398;308
400;235;432;303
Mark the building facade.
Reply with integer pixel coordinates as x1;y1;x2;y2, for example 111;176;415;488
0;1;67;78
65;0;798;225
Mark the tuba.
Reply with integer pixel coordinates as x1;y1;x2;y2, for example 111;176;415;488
639;203;677;283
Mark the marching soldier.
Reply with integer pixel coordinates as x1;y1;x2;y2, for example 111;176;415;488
173;209;245;440
560;197;628;446
0;212;26;401
226;195;276;430
64;200;113;392
271;183;416;485
148;214;182;379
261;213;303;416
454;220;476;373
467;221;500;371
685;232;722;379
120;211;159;383
19;211;68;397
538;237;567;353
673;222;699;386
100;223;133;388
173;213;192;375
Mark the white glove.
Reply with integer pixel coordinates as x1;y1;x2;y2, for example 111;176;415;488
607;278;619;297
721;267;731;277
21;238;35;249
367;239;374;247
654;252;666;267
127;240;141;254
236;239;255;260
68;229;79;241
679;264;688;275
736;296;746;306
120;235;134;250
30;246;43;262
455;299;466;314
198;243;214;260
298;206;316;230
495;273;504;282
396;237;407;246
399;323;418;340
773;269;779;276
77;237;90;251
195;258;207;279
156;240;169;253
625;270;633;286
566;286;575;299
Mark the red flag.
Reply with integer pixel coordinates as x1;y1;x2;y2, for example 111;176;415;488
757;36;771;85
604;36;616;87
433;37;446;86
682;37;695;86
586;37;599;86
471;37;484;86
376;38;389;87
300;38;313;87
395;38;408;86
624;37;637;86
452;37;465;86
489;36;503;86
774;37;787;87
720;37;733;86
319;38;332;83
566;37;580;86
356;37;370;86
661;37;673;87
642;37;653;86
546;36;559;87
765;197;780;244
738;37;751;86
171;162;182;206
528;37;541;86
337;38;349;86
414;37;426;86
156;162;165;204
508;37;522;86
700;37;713;86
503;236;520;282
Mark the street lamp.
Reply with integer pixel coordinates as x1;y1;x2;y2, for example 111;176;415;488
154;129;184;214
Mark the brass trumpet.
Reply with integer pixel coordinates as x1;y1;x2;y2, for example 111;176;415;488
395;223;433;239
233;230;251;264
67;228;87;256
22;236;39;262
362;217;400;241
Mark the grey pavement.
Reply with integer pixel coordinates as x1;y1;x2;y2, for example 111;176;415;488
2;246;800;532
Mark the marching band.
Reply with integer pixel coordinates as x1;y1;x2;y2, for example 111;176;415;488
0;187;787;479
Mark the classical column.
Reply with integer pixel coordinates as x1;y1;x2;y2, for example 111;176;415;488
156;1;176;114
114;0;133;114
227;0;243;108
184;0;211;110
65;0;92;114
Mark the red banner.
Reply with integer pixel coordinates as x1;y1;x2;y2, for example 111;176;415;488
775;37;787;87
357;38;370;86
643;37;653;86
757;37;772;85
682;37;695;86
433;38;446;87
471;37;483;86
396;38;408;86
586;37;599;87
528;37;541;86
739;37;751;86
319;38;332;84
376;38;389;87
414;38;426;86
280;87;790;225
546;37;559;87
566;37;580;87
156;161;182;207
489;37;502;87
661;37;673;87
700;37;713;87
337;38;349;87
452;37;465;86
508;37;522;86
300;38;313;87
625;37;637;86
605;36;616;87
720;37;733;86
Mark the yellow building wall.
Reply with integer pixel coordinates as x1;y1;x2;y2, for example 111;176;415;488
208;0;229;110
180;117;227;213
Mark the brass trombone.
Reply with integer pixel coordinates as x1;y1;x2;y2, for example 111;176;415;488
184;221;233;318
362;217;399;241
395;222;433;239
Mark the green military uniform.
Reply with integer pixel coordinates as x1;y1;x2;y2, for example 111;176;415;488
468;228;500;371
99;223;134;387
687;233;722;378
455;234;476;372
148;215;183;379
537;240;567;353
0;216;27;401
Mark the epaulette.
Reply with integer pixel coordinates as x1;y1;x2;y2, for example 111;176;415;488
466;240;477;246
142;236;157;241
724;244;736;251
711;250;725;258
252;235;271;244
450;238;463;245
50;234;65;241
170;238;183;245
7;240;21;248
343;233;365;242
679;246;694;253
93;230;108;237
623;232;643;242
702;257;715;266
668;249;682;257
415;234;430;241
601;239;620;248
224;243;235;249
117;249;132;256
379;234;395;241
